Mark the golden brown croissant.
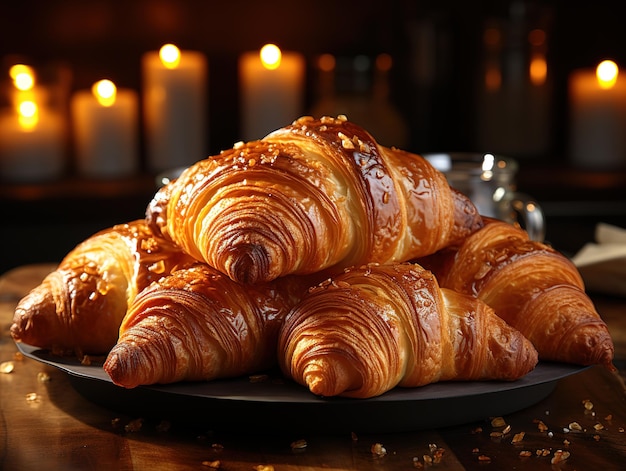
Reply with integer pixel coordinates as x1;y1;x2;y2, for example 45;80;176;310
104;263;314;388
146;115;482;284
418;218;615;369
10;220;196;356
278;263;538;399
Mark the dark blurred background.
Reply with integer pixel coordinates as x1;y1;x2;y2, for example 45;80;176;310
1;0;625;273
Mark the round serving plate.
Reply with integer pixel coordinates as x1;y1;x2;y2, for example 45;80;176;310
17;342;587;434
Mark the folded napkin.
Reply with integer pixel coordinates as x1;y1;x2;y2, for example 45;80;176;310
572;223;626;297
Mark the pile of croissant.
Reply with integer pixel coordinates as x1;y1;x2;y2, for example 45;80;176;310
11;116;615;399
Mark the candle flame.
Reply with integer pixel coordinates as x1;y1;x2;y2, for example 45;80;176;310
260;44;281;70
18;100;39;130
92;79;117;107
596;60;618;89
160;44;181;69
529;54;547;86
9;64;35;91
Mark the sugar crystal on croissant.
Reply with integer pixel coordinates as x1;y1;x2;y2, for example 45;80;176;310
146;116;483;284
10;220;196;356
104;263;314;388
278;263;538;399
418;218;615;369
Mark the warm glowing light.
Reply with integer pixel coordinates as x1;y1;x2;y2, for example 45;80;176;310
17;100;39;129
159;44;181;69
260;44;281;70
596;60;618;89
485;67;501;91
376;53;393;72
92;79;117;107
18;100;37;118
528;29;546;47
9;64;35;91
318;53;335;72
529;55;548;86
9;64;33;80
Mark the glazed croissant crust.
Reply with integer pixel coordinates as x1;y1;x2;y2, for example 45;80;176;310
418;218;615;369
146;115;482;284
104;263;313;388
10;112;608;402
278;263;538;398
10;220;196;355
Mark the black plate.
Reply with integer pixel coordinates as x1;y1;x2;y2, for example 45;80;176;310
17;342;587;434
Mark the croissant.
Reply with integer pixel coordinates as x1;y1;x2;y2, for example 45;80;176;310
104;263;313;388
10;220;196;356
418;218;615;369
146;115;483;284
278;263;538;399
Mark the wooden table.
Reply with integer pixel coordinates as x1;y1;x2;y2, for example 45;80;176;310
2;264;626;470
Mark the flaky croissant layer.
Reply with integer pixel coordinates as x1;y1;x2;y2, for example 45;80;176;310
147;115;482;284
278;263;538;399
11;220;196;356
418;218;615;369
104;263;314;388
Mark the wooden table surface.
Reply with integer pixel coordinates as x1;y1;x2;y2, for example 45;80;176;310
1;264;626;471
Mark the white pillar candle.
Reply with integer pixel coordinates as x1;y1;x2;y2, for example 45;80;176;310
71;80;139;178
142;44;208;173
239;44;305;141
569;60;626;170
0;102;65;182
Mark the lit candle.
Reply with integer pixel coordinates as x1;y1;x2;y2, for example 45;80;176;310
569;60;626;169
71;79;139;178
142;44;208;173
239;44;305;141
0;65;65;182
10;64;38;102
